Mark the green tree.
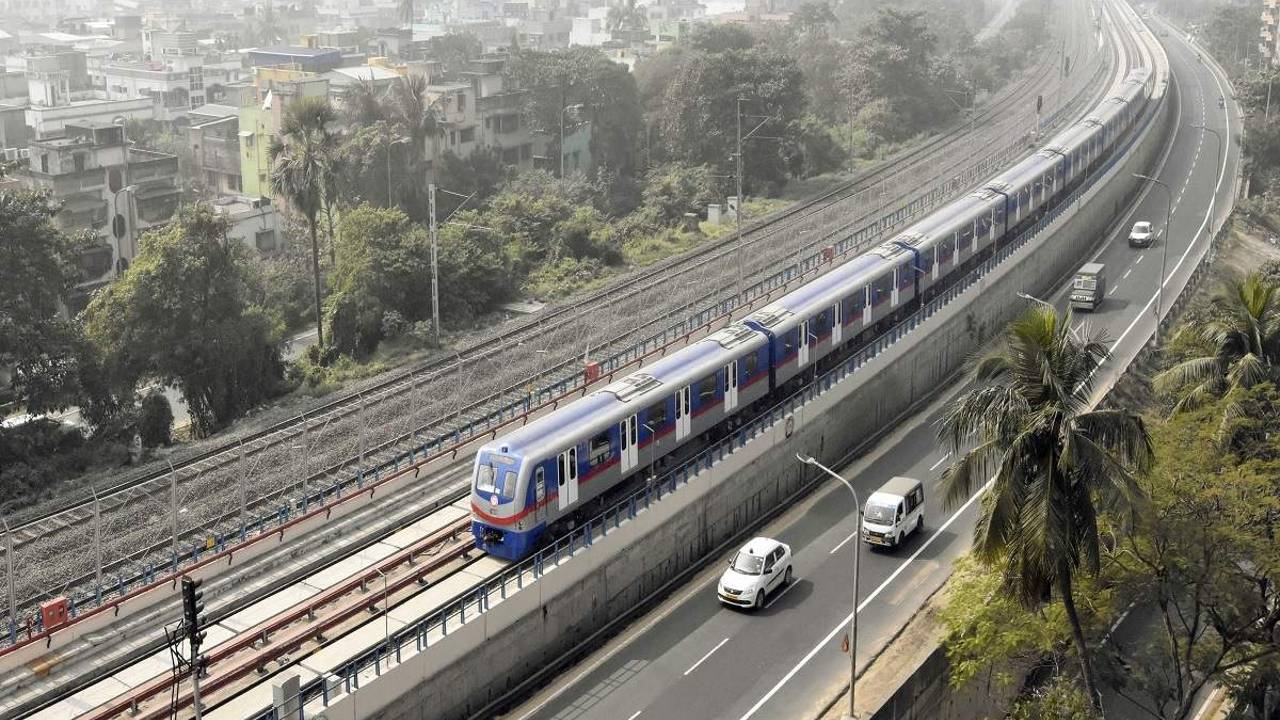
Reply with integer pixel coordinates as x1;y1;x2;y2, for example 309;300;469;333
0;190;93;413
137;389;173;448
339;76;388;127
687;24;755;53
790;1;838;38
840;8;955;139
435;148;507;216
326;203;432;357
606;0;648;34
654;47;807;191
387;74;442;214
939;306;1152;709
270;96;336;348
435;217;509;322
81;204;285;436
506;47;644;179
640;162;719;225
1106;392;1280;720
425;33;484;78
1009;676;1100;720
1155;273;1280;446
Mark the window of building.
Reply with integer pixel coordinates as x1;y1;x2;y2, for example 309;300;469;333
255;229;277;251
40;154;48;173
520;143;532;161
459;127;475;143
449;130;457;146
501;146;520;165
73;153;85;172
457;93;466;112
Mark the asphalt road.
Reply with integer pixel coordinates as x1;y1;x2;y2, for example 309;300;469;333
505;15;1240;720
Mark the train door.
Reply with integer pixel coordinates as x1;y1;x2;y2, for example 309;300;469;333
862;286;872;325
798;321;811;366
831;303;842;345
556;447;578;510
891;268;900;307
675;386;692;441
619;415;638;474
723;360;739;413
534;467;546;524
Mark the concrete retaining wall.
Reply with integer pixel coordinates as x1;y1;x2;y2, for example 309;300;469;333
304;63;1176;720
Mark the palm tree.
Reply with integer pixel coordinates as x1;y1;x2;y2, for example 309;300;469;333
939;306;1152;709
398;0;415;28
340;76;389;127
388;74;441;208
269;96;337;348
1155;272;1280;445
606;0;648;34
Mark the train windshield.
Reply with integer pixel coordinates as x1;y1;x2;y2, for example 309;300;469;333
476;453;519;491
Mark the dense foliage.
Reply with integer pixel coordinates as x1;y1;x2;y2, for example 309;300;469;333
81;204;286;437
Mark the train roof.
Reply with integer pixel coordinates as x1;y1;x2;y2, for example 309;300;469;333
747;254;884;325
482;326;766;460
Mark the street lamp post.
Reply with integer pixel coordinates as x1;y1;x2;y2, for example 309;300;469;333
112;184;138;272
1133;173;1173;344
560;103;584;179
796;453;861;720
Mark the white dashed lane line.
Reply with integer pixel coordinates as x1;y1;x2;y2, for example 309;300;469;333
1123;268;1132;279
684;638;730;676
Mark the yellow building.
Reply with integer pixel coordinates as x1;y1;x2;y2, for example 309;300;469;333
238;66;330;199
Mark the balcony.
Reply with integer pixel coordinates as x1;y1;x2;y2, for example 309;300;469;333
476;91;524;113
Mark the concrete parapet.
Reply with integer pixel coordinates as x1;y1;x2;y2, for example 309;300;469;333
308;53;1175;720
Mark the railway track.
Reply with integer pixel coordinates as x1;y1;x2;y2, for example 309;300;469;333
2;0;1145;715
1;0;1105;645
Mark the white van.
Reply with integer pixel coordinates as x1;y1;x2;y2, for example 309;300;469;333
862;476;925;550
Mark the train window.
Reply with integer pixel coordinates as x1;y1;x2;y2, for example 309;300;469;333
783;330;795;355
558;454;566;486
647;399;668;428
535;467;545;500
497;469;516;495
872;273;893;303
588;431;611;467
816;309;830;330
898;261;913;288
850;290;865;312
476;464;497;493
699;374;717;402
745;351;759;376
937;237;954;264
568;447;578;479
959;224;974;252
921;249;934;273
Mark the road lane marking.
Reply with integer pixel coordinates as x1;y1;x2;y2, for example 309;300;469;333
738;476;992;720
1135;254;1143;264
765;578;801;609
1190;687;1223;720
830;530;859;555
1123;268;1132;279
1109;285;1120;296
928;452;952;471
684;638;729;676
627;712;642;720
742;29;1236;720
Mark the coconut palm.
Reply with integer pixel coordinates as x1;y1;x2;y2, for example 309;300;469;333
606;0;648;34
387;74;442;208
340;76;389;127
1155;272;1280;445
269;96;337;348
939;306;1152;709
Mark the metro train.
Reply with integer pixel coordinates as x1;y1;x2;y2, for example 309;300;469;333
470;65;1156;561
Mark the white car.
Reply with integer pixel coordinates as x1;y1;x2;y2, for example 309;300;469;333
717;537;793;610
1128;221;1157;248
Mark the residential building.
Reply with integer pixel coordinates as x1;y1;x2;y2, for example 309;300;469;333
212;195;281;251
248;46;344;74
99;31;207;120
0;104;29;151
1265;0;1279;66
17;122;181;293
188;104;241;194
570;9;613;47
24;53;156;140
238;66;331;198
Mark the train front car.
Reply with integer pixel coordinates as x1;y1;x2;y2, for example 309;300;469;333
470;445;543;560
